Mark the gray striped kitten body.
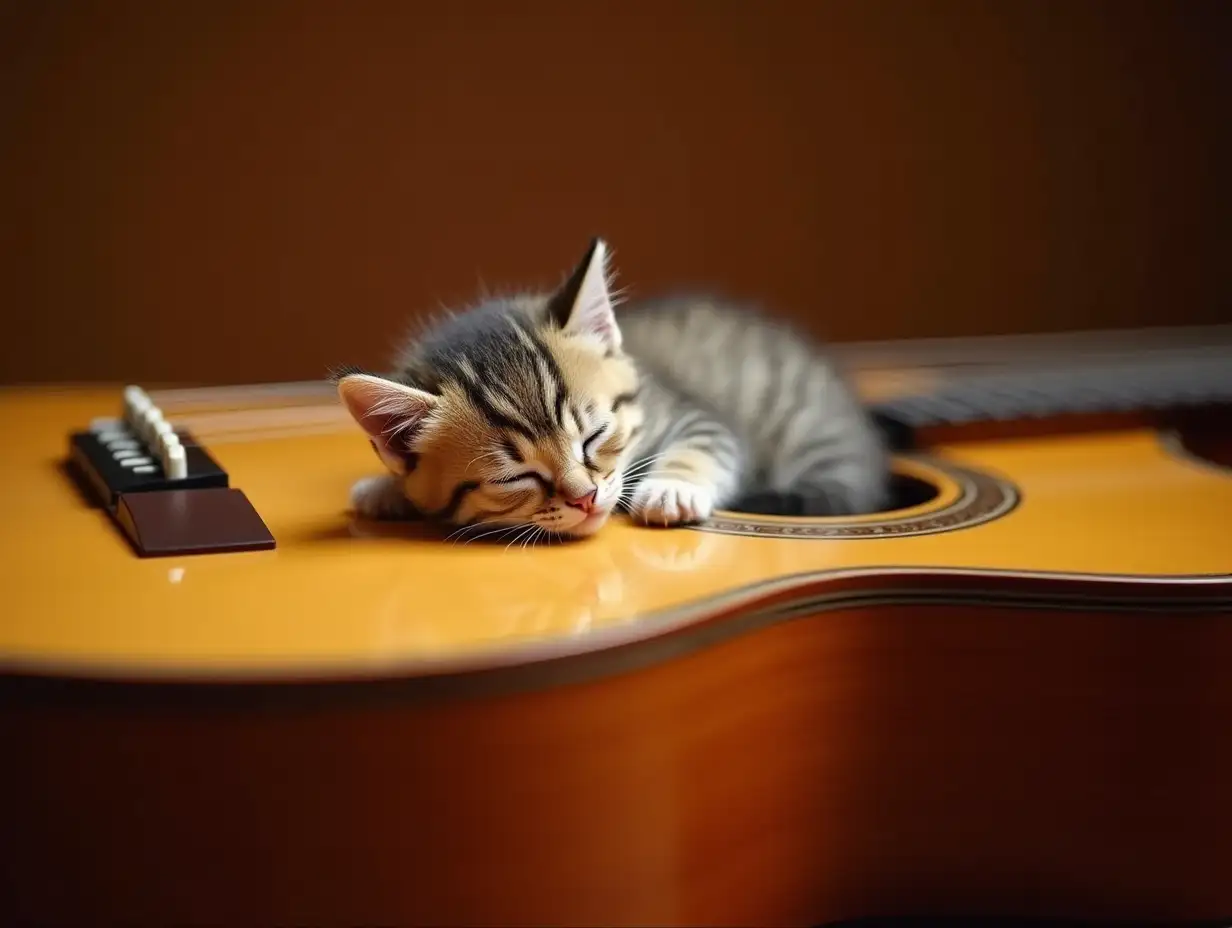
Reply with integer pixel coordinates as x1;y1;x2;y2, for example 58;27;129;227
616;297;890;517
335;239;890;538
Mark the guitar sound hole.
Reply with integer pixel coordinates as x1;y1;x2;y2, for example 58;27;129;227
729;473;940;517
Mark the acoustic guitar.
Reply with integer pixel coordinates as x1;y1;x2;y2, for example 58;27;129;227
3;323;1232;927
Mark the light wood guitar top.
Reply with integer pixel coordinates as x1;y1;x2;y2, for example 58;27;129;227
3;379;1230;683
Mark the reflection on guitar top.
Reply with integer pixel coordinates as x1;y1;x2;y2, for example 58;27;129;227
365;524;736;653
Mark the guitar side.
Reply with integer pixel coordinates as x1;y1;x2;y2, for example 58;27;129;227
5;581;1232;926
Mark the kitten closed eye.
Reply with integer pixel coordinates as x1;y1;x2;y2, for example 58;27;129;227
581;429;604;461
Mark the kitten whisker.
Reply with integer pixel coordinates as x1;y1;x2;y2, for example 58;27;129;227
452;522;527;546
623;449;673;469
463;448;506;474
443;521;489;544
620;462;658;477
619;458;673;482
441;524;473;544
503;524;538;552
619;454;673;480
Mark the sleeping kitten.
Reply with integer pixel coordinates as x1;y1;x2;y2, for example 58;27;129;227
335;238;890;538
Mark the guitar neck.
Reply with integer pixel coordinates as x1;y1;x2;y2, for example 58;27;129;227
834;322;1232;372
835;323;1232;449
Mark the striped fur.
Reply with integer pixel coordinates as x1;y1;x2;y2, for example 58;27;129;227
336;239;890;539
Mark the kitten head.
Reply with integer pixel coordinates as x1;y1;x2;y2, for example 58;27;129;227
336;238;643;539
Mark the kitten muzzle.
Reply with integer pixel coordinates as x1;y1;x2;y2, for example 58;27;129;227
562;488;598;513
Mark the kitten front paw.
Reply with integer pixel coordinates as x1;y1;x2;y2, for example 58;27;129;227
350;475;413;520
631;477;714;527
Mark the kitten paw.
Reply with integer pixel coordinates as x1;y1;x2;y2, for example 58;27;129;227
350;475;413;520
631;477;714;527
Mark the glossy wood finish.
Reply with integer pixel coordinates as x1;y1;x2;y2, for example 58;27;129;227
3;381;1232;925
2;386;1231;680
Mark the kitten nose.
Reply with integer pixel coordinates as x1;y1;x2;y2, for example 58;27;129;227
563;488;597;513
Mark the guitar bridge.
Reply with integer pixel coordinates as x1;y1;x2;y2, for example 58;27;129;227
68;385;276;557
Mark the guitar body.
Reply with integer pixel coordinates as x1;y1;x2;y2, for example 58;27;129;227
3;335;1232;925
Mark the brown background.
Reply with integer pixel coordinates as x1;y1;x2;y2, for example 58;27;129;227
3;0;1229;387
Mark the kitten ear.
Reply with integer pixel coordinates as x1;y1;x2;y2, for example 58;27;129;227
336;373;437;475
547;237;621;349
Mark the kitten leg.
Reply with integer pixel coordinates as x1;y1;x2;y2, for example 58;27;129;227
629;413;744;527
350;474;416;520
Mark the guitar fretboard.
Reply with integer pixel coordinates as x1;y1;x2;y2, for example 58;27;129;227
871;352;1232;443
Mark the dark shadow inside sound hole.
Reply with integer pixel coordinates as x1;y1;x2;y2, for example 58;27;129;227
728;473;941;517
1172;421;1232;471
